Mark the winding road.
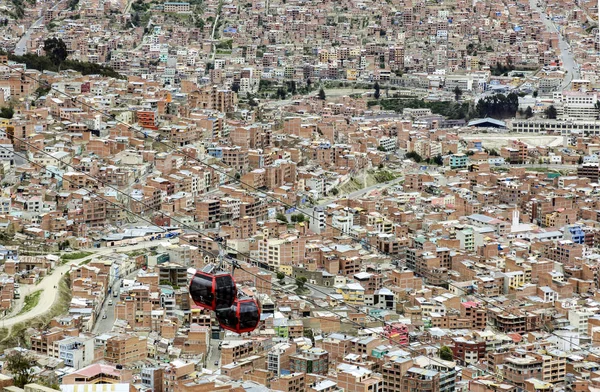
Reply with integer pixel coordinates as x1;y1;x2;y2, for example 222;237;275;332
0;239;165;330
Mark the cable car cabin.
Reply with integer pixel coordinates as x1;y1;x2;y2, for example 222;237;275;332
189;266;236;311
216;295;261;334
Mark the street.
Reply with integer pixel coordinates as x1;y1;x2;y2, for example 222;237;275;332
205;339;221;370
529;0;580;90
92;269;140;334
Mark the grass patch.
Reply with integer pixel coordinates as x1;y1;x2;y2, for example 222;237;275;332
371;169;399;183
17;290;42;316
61;251;92;261
127;250;146;257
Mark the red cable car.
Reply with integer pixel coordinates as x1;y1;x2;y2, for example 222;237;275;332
216;294;261;334
189;266;237;311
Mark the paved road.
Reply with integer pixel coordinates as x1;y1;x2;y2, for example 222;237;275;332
0;240;164;329
92;268;140;334
206;339;221;370
530;0;580;90
14;0;65;56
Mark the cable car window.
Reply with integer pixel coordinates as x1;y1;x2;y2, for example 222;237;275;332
190;273;214;305
239;301;259;330
215;275;236;308
217;307;238;328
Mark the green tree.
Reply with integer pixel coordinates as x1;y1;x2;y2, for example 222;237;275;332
374;82;381;100
43;37;68;69
5;351;35;388
453;86;462;101
0;105;14;119
544;105;557;119
405;151;422;163
291;214;305;223
439;346;453;361
578;155;584;164
525;106;534;119
533;90;538;98
288;81;297;95
276;271;286;283
433;154;444;165
296;276;307;290
318;87;326;100
275;212;288;223
330;188;339;196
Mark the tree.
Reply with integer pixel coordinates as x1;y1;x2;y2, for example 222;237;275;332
43;37;68;68
433;154;444;165
275;212;288;223
0;105;14;119
291;214;305;223
318;87;326;100
374;82;381;100
439;346;453;361
288;80;297;95
296;276;307;290
276;271;285;283
578;155;584;164
545;105;557;119
533;90;538;98
5;351;35;388
525;106;533;119
331;188;339;196
405;151;422;163
453;86;462;102
231;82;240;93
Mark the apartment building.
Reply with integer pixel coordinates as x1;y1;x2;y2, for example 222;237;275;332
336;363;382;392
289;348;329;375
104;334;148;364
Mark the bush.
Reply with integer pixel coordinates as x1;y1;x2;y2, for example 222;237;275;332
0;106;14;119
405;151;422;163
61;251;92;261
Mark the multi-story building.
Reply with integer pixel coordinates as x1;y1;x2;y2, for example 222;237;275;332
56;336;95;368
336;363;382;392
289;347;329;375
104;334;148;364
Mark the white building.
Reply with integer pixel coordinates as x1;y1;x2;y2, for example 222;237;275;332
56;336;94;368
568;308;596;334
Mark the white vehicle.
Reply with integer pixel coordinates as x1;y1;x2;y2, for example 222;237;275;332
108;300;113;306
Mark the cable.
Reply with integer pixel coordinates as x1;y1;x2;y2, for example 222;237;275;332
6;69;592;369
13;132;594;373
3;62;587;377
0;146;528;388
0;144;523;388
4;63;590;360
